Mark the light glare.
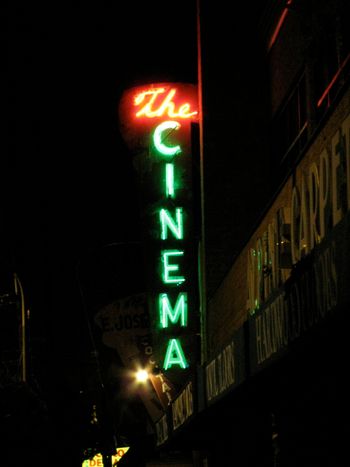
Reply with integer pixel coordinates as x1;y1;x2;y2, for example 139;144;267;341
135;369;149;383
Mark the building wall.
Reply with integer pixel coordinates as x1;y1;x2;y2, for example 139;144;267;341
201;1;272;298
207;83;350;359
268;2;307;115
154;3;350;465
205;0;350;359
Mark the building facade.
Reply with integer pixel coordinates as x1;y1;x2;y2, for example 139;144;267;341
148;1;350;466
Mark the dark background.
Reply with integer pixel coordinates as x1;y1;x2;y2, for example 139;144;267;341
2;1;198;464
3;0;198;364
2;1;269;465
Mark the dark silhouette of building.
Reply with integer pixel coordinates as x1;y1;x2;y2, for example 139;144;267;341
3;1;350;466
148;1;350;466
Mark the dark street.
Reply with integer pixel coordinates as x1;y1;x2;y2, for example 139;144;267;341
2;1;350;466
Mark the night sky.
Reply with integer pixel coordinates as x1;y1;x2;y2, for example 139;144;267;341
3;1;198;463
3;0;198;363
2;1;267;464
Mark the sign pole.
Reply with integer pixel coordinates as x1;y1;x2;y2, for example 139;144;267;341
196;0;207;364
14;273;27;382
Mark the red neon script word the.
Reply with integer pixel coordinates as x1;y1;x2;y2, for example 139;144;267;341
134;88;198;119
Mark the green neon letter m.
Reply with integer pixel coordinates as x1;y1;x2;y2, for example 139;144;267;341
159;292;188;328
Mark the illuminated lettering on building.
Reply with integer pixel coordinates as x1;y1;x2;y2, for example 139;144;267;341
247;112;350;370
134;87;198;119
82;447;130;466
118;83;199;374
155;414;169;446
206;341;236;403
151;117;188;370
172;381;193;430
247;111;350;316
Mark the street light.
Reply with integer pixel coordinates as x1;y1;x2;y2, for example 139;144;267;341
135;368;149;383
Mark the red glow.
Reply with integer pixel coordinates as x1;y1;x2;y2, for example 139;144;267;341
118;83;198;153
268;0;293;51
317;53;350;108
134;87;198;119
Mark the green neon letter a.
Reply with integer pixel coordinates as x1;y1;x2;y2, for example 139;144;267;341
163;338;188;369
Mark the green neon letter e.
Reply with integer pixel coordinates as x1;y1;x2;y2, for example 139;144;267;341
161;250;185;284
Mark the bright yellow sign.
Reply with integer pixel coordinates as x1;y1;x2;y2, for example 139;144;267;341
112;447;130;465
82;447;130;466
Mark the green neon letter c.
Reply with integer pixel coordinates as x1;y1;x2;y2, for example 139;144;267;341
153;121;182;156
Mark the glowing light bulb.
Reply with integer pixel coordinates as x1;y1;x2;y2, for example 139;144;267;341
135;369;149;383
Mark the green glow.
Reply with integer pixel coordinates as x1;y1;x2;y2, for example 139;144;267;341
161;250;185;284
165;163;175;198
163;338;188;369
159;292;188;328
153;121;182;156
160;208;184;240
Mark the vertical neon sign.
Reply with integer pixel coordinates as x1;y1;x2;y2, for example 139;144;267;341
151;119;188;369
118;83;199;378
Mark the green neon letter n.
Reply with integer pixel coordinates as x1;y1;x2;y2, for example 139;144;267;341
160;208;184;240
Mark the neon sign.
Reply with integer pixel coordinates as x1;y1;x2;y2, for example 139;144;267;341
134;87;198;119
152;109;189;369
118;83;199;376
153;120;182;156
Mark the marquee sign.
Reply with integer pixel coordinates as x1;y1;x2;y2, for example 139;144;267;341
246;110;350;372
82;447;130;466
118;83;200;383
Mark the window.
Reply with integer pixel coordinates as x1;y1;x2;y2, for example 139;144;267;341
314;0;350;117
271;72;308;171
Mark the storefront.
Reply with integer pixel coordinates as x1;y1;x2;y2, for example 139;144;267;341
150;89;350;467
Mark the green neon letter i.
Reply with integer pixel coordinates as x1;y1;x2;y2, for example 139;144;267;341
166;163;175;198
